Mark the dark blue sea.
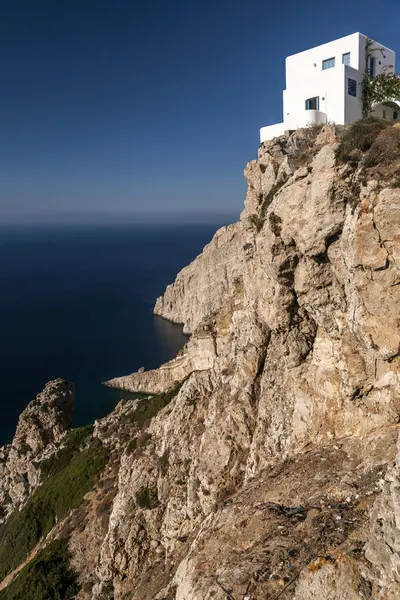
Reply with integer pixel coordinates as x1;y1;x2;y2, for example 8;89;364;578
0;223;221;446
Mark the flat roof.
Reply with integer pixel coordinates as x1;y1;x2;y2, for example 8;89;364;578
286;32;395;60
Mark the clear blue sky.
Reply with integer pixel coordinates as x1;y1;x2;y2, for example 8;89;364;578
1;0;399;224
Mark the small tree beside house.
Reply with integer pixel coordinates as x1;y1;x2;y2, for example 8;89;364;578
362;38;400;117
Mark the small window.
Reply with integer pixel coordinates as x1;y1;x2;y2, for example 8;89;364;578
322;57;335;70
305;97;319;110
348;78;357;97
342;52;351;66
383;110;387;119
369;57;376;78
394;111;399;121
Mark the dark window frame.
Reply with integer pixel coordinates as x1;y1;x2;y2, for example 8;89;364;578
342;52;351;66
305;96;320;111
322;57;336;70
348;78;357;97
369;57;376;78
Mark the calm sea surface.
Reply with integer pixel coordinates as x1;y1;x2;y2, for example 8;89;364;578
0;223;221;445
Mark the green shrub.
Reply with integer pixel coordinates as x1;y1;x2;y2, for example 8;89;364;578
336;117;390;162
103;579;115;596
363;125;400;167
0;540;79;600
248;214;264;233
0;438;107;580
135;486;159;509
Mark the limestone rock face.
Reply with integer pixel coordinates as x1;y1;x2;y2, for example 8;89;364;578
364;435;400;598
97;125;400;600
2;125;400;599
0;379;74;519
153;222;247;334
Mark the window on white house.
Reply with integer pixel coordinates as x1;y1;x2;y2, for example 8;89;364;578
322;57;335;70
348;78;357;97
305;97;319;110
342;52;351;66
383;110;387;119
369;57;376;78
394;111;399;121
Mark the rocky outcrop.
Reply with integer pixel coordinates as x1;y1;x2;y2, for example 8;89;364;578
98;124;400;599
1;125;400;599
0;379;74;520
106;333;217;394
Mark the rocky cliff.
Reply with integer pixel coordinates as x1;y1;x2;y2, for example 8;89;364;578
1;122;399;600
0;379;74;522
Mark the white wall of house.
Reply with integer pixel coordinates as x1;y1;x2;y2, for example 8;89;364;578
344;65;363;124
260;122;286;140
284;63;347;129
358;36;395;77
284;32;361;130
260;32;397;143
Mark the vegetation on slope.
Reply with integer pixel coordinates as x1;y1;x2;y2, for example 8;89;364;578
40;424;93;478
363;125;400;167
335;118;400;189
0;427;108;580
121;382;183;429
336;117;390;162
0;384;182;591
0;540;78;600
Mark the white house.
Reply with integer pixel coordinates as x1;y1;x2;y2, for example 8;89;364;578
260;32;399;143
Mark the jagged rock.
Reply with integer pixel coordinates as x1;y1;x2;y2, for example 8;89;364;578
0;379;74;518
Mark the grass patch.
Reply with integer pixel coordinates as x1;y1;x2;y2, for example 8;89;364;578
0;540;79;600
40;425;93;479
0;435;108;580
121;383;183;429
336;117;390;163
